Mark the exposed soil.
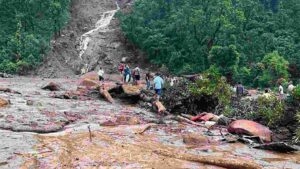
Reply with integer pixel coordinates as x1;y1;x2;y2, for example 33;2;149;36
33;0;154;78
2;0;299;168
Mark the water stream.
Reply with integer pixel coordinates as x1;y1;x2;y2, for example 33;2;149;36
78;2;120;61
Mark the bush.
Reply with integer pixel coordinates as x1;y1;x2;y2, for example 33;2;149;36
257;51;289;87
292;85;300;100
257;94;285;126
189;65;233;114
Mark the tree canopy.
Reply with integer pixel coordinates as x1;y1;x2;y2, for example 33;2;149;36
0;0;70;73
118;0;300;87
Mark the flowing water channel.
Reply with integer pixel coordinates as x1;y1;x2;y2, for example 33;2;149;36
78;2;120;61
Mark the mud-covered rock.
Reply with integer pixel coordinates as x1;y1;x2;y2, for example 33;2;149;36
80;72;99;81
0;87;21;94
42;82;61;91
78;79;100;88
183;133;210;146
0;98;9;108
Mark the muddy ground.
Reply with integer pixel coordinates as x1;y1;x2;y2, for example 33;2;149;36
0;77;299;169
3;0;298;168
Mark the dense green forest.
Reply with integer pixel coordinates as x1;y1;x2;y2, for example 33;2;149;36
0;0;70;73
118;0;300;87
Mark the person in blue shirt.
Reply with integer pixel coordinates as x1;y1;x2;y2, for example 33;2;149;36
123;65;131;83
153;73;164;99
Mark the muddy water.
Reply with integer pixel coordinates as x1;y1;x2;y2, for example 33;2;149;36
0;77;299;169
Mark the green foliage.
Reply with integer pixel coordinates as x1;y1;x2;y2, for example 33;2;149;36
257;94;285;126
292;85;300;100
257;51;289;87
209;45;240;76
0;0;71;73
118;0;300;87
189;66;232;114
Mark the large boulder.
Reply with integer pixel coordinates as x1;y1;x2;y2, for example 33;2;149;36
183;133;210;146
227;120;272;142
78;79;100;88
80;71;99;81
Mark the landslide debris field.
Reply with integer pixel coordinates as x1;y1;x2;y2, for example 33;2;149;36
35;0;152;78
1;0;299;168
0;76;299;169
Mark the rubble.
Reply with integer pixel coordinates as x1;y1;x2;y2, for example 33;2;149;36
182;133;210;146
253;142;299;153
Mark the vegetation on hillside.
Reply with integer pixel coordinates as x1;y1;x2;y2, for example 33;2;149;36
118;0;300;87
0;0;71;73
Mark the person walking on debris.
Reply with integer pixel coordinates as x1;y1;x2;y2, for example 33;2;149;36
236;82;244;99
146;72;151;90
133;66;141;85
287;81;295;96
118;62;125;75
81;64;89;75
98;67;104;81
170;77;177;87
124;65;131;83
153;73;164;99
262;88;271;99
278;83;284;100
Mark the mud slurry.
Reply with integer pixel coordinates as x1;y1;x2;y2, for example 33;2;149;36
0;77;299;169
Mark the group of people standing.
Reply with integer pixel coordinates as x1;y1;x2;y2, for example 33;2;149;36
118;63;141;84
235;81;297;100
118;63;164;99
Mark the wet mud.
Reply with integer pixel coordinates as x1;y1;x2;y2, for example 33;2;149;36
0;77;299;168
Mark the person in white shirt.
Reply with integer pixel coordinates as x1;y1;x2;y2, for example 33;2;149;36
287;81;295;95
98;67;104;81
278;84;284;100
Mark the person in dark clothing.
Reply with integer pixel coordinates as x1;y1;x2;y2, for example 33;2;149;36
146;72;151;90
236;82;244;98
124;65;131;83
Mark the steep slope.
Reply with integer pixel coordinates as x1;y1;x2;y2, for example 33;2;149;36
35;0;145;78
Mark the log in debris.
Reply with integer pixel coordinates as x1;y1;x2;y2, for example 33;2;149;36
99;88;114;103
134;123;156;134
153;101;166;113
153;149;262;169
176;115;205;127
